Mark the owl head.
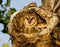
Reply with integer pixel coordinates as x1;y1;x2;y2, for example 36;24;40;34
23;13;37;27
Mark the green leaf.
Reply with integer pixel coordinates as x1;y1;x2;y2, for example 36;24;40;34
9;8;16;14
4;18;10;24
0;10;6;15
2;23;8;33
0;15;4;20
6;11;11;17
2;28;8;33
0;10;2;14
0;20;4;24
4;0;11;6
6;8;16;17
0;0;2;4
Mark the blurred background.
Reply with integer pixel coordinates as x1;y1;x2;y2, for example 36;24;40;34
0;0;41;47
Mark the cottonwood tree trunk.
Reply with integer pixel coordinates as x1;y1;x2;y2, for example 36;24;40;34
8;0;60;47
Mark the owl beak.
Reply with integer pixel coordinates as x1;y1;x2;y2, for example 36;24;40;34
28;20;31;24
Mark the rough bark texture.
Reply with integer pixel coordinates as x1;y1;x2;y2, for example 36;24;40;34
8;0;60;47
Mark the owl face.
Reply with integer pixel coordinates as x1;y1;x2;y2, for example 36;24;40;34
24;13;37;26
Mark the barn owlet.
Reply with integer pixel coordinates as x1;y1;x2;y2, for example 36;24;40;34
23;13;37;33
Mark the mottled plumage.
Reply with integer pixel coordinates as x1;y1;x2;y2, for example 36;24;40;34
8;2;59;47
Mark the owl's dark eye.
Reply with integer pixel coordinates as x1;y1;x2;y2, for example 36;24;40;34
31;17;34;20
25;17;29;20
38;28;41;29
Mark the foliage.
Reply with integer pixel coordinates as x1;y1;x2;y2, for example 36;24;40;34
2;43;9;47
0;0;16;33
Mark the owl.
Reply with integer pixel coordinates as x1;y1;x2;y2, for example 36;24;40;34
24;13;37;28
23;12;38;34
8;5;59;47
